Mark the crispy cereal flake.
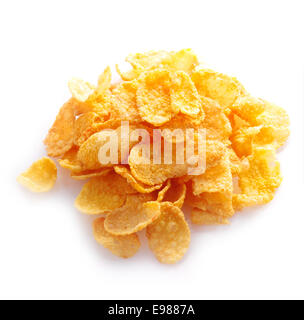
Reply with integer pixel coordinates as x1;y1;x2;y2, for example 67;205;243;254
170;71;202;117
93;217;140;258
146;203;190;264
136;70;177;126
44;98;76;157
18;157;57;192
74;172;135;215
105;194;161;235
192;69;246;108
68;78;95;102
233;147;282;210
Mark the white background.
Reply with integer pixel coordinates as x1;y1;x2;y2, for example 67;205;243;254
0;0;303;300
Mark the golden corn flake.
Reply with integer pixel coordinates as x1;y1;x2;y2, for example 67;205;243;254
77;118;121;146
126;50;171;70
253;125;279;149
230;113;250;131
74;112;102;146
68;78;95;102
192;69;246;109
136;70;177;126
200;96;232;141
18;157;57;193
186;190;234;218
231;95;265;125
121;49;199;81
58;146;82;173
104;194;161;235
111;81;141;122
204;140;227;168
233;147;282;211
96;66;112;95
231;108;290;156
75;172;135;215
146;203;191;264
206;192;234;218
170;71;202;117
84;92;114;121
77;129;116;170
93;217;140;258
115;64;141;82
230;126;261;158
44;98;76;157
78;125;138;170
168;49;199;74
192;151;232;195
227;148;247;176
255;100;290;149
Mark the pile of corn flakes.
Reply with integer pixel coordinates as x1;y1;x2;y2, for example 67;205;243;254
18;49;289;264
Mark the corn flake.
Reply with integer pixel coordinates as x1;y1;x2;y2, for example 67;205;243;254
104;194;161;235
136;70;177;126
44;98;76;157
146;203;190;264
68;78;96;102
186;190;234;218
96;66;112;95
233;147;282;210
231;95;265;125
121;49;199;81
74;112;102;146
192;151;232;195
192;69;246;109
58;146;82;173
111;81;141;122
255;100;290;149
170;71;202;117
201;96;232;141
18;157;57;192
93;217;140;258
75;172;135;215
